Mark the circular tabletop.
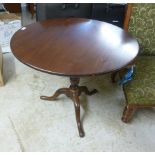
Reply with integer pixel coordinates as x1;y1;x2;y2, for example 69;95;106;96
11;18;139;77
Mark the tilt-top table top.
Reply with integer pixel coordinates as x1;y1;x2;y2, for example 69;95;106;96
10;18;139;77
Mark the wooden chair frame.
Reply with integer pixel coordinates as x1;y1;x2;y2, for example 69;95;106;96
123;3;132;31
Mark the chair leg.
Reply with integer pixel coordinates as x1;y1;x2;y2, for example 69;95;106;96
122;105;136;123
111;71;118;83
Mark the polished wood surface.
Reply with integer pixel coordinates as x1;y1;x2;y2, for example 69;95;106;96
11;18;139;77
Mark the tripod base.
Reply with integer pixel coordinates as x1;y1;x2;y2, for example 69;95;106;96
40;77;98;137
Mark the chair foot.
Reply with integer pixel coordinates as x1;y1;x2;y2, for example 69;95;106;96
122;105;136;123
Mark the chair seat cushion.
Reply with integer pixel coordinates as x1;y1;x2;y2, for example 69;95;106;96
122;56;155;104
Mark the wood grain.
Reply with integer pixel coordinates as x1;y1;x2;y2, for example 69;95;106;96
11;18;139;77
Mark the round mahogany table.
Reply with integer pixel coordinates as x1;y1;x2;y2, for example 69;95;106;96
11;18;139;137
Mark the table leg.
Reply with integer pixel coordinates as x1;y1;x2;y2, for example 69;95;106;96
69;77;85;137
40;88;70;100
72;89;85;137
40;76;98;137
79;86;98;95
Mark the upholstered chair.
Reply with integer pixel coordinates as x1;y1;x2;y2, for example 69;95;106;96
121;56;155;122
112;4;155;123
